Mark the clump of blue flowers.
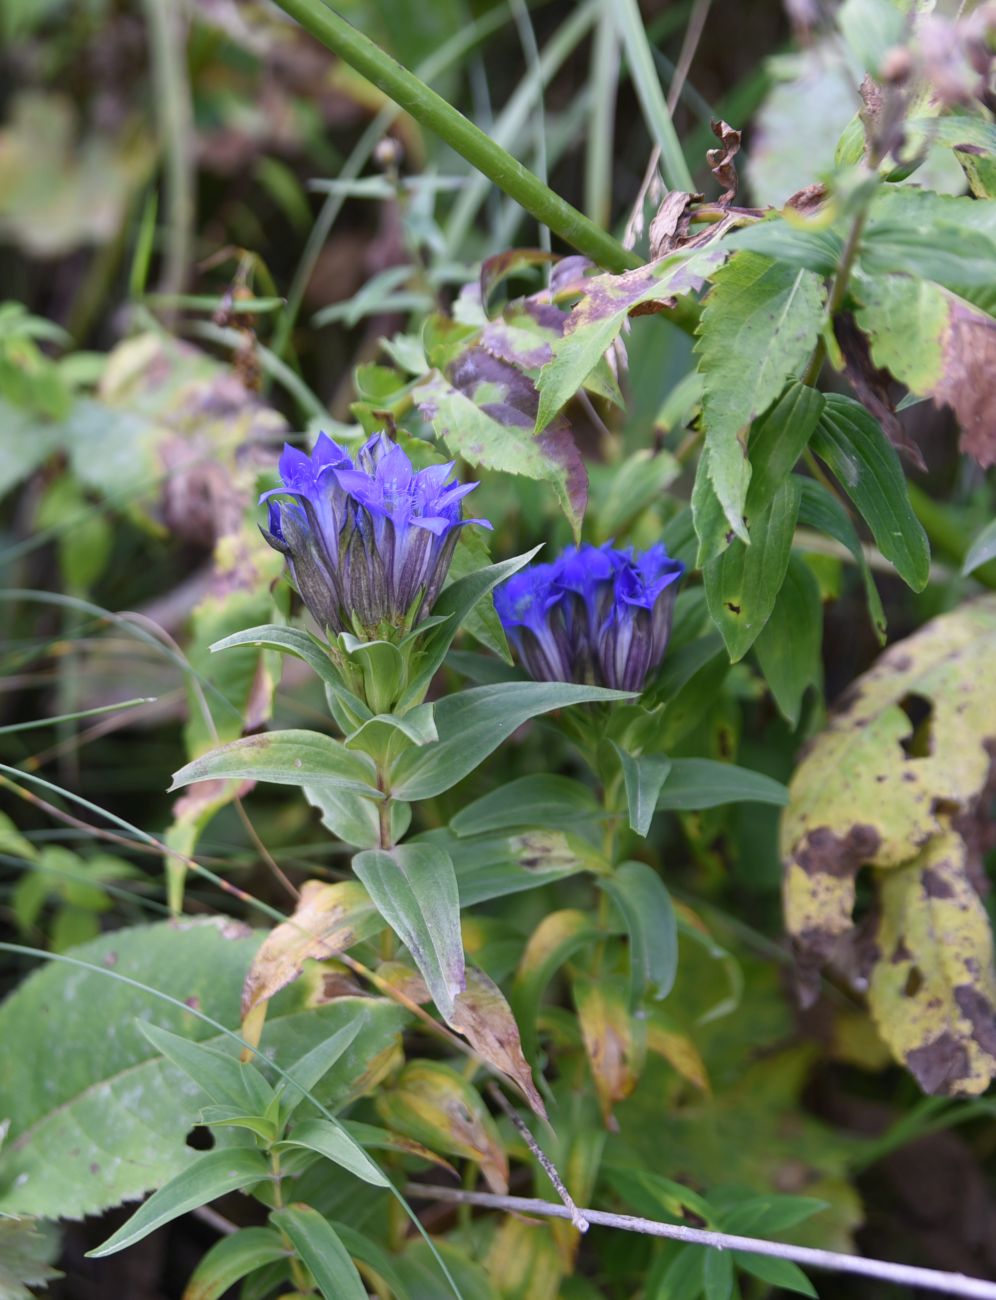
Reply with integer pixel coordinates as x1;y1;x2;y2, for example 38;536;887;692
495;542;685;693
261;432;489;640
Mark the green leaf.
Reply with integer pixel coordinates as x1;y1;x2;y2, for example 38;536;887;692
703;1247;734;1300
859;220;996;307
745;382;824;519
963;517;996;576
723;219;843;275
0;1218;62;1298
695;253;826;540
269;1205;368;1300
402;546;540;707
796;476;886;642
661;1245;705;1300
137;1022;274;1113
303;783;411;851
212;624;363;703
610;745;672;837
353;843;465;1019
0;922;407;1220
441;527;512;664
811;395;930;591
594;448;681;539
88;1148;271;1257
535;314;628;436
170;730;382;799
451;774;600;837
600;861;678;1003
276;1020;364;1121
328;1221;413;1300
423;827;596;905
838;0;905;74
732;1253;816;1298
754;554;823;728
704;476;802;661
656;759;789;810
182;1227;288;1300
390;682;633;801
719;1193;828;1235
275;1117;389;1187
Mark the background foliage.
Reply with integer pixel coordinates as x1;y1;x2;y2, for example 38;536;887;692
1;0;995;1297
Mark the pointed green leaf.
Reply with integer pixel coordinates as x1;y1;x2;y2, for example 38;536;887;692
796;476;886;642
87;1148;271;1257
401;547;541;707
696;253;826;538
183;1227;288;1300
390;682;633;801
733;1253;816;1298
745;382;824;518
656;759;789;810
811;395;930;591
269;1205;367;1300
601;860;678;1003
353;843;464;1019
274;1117;389;1187
703;1246;734;1300
170;730;381;799
451;774;600;837
963;518;996;577
754;554;823;727
704;476;801;661
277;1020;364;1121
610;745;672;837
138;1023;274;1113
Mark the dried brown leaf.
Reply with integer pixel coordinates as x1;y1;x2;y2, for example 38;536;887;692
449;966;547;1119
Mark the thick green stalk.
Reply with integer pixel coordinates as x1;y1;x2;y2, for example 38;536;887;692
268;0;641;274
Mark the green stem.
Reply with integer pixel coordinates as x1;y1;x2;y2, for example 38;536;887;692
268;0;641;275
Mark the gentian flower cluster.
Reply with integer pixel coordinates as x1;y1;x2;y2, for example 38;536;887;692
261;432;489;639
495;542;685;693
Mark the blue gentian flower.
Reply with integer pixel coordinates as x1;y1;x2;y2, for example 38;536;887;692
495;541;684;692
261;432;489;638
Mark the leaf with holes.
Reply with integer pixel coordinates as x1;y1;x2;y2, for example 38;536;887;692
782;597;996;1093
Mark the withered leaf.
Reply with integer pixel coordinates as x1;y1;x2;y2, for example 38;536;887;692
573;975;647;1130
833;312;926;470
448;965;547;1119
707;119;742;205
241;879;382;1021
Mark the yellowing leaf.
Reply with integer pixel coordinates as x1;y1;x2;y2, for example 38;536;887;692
573;975;647;1129
782;597;996;1094
375;1060;508;1194
485;1216;564;1300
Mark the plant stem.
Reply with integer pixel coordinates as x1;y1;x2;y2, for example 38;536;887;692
803;200;871;388
268;0;641;275
405;1185;996;1299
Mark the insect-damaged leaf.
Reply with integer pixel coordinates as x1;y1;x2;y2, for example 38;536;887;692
241;880;382;1027
782;597;996;1094
448;965;547;1118
375;1059;508;1193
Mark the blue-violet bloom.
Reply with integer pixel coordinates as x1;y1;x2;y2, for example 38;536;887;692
261;432;489;638
494;541;684;693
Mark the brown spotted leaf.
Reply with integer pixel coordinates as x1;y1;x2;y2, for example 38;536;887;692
782;597;996;1093
375;1060;508;1193
241;880;382;1021
448;965;547;1119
